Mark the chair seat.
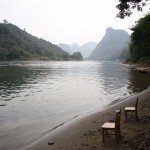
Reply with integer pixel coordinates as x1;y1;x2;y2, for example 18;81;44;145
102;122;115;129
125;107;135;111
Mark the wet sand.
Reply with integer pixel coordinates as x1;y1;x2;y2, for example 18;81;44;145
23;87;150;150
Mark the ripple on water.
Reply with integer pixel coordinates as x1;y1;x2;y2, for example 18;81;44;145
0;61;150;150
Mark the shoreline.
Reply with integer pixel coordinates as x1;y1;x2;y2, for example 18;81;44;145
23;87;150;150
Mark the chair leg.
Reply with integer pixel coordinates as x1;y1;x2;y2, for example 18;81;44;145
135;111;138;121
125;110;127;120
102;128;105;143
118;126;121;139
106;129;108;138
115;129;119;143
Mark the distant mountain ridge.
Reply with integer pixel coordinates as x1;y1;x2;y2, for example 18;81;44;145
57;43;74;54
0;23;83;61
1;23;129;61
80;42;97;59
88;27;130;61
58;41;97;59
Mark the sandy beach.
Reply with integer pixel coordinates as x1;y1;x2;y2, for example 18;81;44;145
23;87;150;150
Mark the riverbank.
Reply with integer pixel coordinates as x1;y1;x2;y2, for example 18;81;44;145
23;87;150;150
129;63;150;73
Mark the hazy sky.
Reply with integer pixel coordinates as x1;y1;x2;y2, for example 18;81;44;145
0;0;148;45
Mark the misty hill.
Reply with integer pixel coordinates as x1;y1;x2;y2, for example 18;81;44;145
58;43;74;54
0;22;83;61
80;42;97;58
89;27;129;61
58;42;97;59
71;43;81;52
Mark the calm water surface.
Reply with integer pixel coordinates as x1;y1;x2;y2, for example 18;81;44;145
0;61;150;149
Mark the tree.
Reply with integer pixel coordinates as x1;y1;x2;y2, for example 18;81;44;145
71;52;83;60
62;53;70;60
3;19;8;24
129;13;150;63
6;47;20;60
116;0;150;18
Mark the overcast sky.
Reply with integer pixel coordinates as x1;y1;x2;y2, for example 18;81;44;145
0;0;148;45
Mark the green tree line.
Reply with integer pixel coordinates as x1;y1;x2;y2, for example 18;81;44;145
128;13;150;63
0;22;83;61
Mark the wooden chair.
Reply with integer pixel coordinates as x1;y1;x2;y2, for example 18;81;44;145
125;97;138;121
101;109;121;143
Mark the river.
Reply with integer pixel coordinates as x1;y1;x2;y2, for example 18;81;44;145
0;61;150;149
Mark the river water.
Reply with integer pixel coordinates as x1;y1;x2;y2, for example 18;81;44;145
0;61;150;149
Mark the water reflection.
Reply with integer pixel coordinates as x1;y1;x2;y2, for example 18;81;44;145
128;67;150;93
0;61;55;101
0;61;149;102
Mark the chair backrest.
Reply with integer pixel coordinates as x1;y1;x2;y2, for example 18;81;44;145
135;97;138;110
115;109;121;128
